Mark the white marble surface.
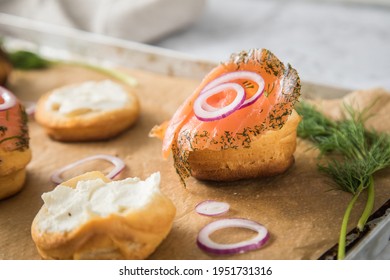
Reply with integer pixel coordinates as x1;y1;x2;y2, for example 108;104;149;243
155;0;390;91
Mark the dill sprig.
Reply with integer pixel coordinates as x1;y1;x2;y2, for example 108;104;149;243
8;50;51;70
296;100;390;260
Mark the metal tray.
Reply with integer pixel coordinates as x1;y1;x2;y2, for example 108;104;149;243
0;13;389;260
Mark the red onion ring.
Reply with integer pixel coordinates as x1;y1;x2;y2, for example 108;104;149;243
0;86;17;111
201;71;265;109
197;218;269;255
195;200;230;216
50;154;125;184
193;83;245;121
22;101;36;117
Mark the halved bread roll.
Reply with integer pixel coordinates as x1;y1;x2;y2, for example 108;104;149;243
31;171;176;260
188;110;301;181
35;79;140;141
0;148;32;199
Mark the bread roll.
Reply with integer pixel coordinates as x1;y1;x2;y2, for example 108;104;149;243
152;49;301;183
0;87;31;199
31;171;176;260
0;149;32;199
35;79;140;141
188;110;301;181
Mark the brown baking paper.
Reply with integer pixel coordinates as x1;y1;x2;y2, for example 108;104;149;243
0;65;389;260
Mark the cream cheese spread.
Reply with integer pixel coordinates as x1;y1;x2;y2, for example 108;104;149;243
38;172;161;232
46;80;128;115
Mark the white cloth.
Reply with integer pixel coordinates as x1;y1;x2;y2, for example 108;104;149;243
0;0;206;42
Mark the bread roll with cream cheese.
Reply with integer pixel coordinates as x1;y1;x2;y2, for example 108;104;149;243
31;171;176;260
35;79;140;141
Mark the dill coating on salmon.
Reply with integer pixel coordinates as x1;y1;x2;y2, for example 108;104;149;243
0;104;30;151
0;125;6;135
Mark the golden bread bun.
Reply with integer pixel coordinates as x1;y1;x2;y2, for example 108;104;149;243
35;80;140;141
0;160;30;199
0;148;32;199
31;171;176;260
0;148;32;177
187;110;301;181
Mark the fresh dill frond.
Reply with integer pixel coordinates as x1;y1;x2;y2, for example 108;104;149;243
4;49;137;87
296;101;336;140
296;101;369;160
297;99;390;259
321;119;367;160
318;159;368;195
8;50;52;70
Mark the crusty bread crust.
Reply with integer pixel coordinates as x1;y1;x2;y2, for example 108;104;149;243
0;148;32;176
31;171;176;260
0;148;32;199
35;81;140;141
0;168;27;199
188;110;301;181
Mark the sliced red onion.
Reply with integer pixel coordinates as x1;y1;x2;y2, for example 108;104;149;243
50;154;125;184
195;200;230;216
0;86;17;111
201;71;265;109
197;218;269;255
22;101;36;116
193;83;245;121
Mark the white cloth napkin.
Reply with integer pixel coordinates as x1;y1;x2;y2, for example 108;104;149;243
0;0;206;42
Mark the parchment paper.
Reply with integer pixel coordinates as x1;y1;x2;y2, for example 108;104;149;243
0;65;389;260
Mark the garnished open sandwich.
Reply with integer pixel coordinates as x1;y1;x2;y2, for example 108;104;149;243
150;49;301;182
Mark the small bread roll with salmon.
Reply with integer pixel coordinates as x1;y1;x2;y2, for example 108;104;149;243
31;171;176;260
150;49;301;182
35;79;139;141
0;87;32;199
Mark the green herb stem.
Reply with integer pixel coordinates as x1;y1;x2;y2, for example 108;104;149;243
52;60;138;87
7;50;137;87
297;100;390;260
357;175;375;231
338;185;363;260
